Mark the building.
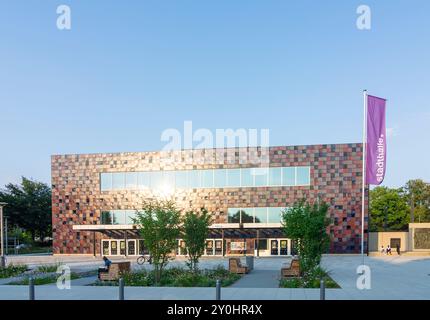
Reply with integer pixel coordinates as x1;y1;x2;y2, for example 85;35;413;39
51;143;368;257
369;223;430;254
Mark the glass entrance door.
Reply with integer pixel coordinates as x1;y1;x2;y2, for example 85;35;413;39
280;240;288;255
214;240;223;256
291;240;298;256
127;240;136;256
177;240;187;255
205;240;214;255
102;240;110;256
111;241;118;255
271;240;279;255
119;240;126;255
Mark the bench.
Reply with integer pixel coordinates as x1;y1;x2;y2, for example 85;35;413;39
281;259;301;278
99;261;131;281
229;257;249;274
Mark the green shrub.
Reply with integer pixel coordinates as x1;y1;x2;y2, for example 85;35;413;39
36;262;64;273
279;267;340;289
0;264;28;279
94;266;241;287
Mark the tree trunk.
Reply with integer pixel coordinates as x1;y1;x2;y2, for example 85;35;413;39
410;195;415;223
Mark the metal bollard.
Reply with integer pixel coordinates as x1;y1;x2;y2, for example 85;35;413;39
320;279;325;300
216;279;221;300
119;278;125;300
29;277;35;300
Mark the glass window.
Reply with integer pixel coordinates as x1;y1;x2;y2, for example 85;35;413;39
100;173;112;191
163;171;175;189
241;168;254;187
253;168;268;187
214;169;227;188
101;211;113;224
282;167;295;186
228;208;241;223
112;173;125;190
226;169;241;187
150;171;164;190
138;172;151;189
254;207;267;223
188;170;201;188
241;208;254;223
175;170;188;188
125;172;138;190
110;210;123;224
296;167;310;185
269;168;282;186
125;210;136;224
256;239;268;250
268;207;282;223
102;241;109;255
201;170;213;188
111;241;118;255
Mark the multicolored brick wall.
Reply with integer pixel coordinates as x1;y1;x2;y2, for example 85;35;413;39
51;143;368;254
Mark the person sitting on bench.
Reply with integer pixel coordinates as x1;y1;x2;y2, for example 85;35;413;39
98;256;112;278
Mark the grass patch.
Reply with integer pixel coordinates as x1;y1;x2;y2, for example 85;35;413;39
0;264;28;279
279;267;340;289
35;262;64;273
8;273;81;285
15;246;52;255
93;265;241;287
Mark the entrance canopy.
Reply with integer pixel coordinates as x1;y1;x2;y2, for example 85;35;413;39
73;223;284;239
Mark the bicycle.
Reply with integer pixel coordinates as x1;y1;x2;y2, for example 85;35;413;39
137;255;152;265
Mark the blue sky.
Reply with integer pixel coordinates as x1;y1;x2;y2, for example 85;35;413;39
0;0;429;188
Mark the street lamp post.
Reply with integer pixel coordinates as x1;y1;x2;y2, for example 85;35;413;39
0;202;7;268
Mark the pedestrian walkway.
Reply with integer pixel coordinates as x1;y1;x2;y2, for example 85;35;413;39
3;255;430;300
230;269;280;288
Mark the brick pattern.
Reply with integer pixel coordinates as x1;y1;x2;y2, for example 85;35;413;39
51;143;368;254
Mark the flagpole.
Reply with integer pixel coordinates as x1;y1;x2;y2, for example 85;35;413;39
361;90;368;262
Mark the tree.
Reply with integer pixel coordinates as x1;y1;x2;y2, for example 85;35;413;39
281;201;330;278
369;187;409;231
403;179;430;223
182;208;212;272
0;177;51;242
133;200;181;284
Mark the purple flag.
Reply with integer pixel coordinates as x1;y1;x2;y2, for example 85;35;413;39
366;95;387;185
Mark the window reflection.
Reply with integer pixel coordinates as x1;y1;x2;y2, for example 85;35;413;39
227;169;241;187
188;170;201;188
175;171;188;188
268;207;283;223
241;208;254;223
253;168;268;186
112;173;125;190
228;208;241;223
100;166;311;191
296;167;310;185
241;168;254;187
125;172;138;190
269;167;282;186
138;172;151;189
254;208;267;223
100;173;112;191
201;170;213;188
282;167;295;186
214;169;227;188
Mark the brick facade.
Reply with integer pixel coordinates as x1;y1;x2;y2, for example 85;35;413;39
51;143;368;254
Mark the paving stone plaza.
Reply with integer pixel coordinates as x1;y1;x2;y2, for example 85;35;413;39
1;255;430;300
